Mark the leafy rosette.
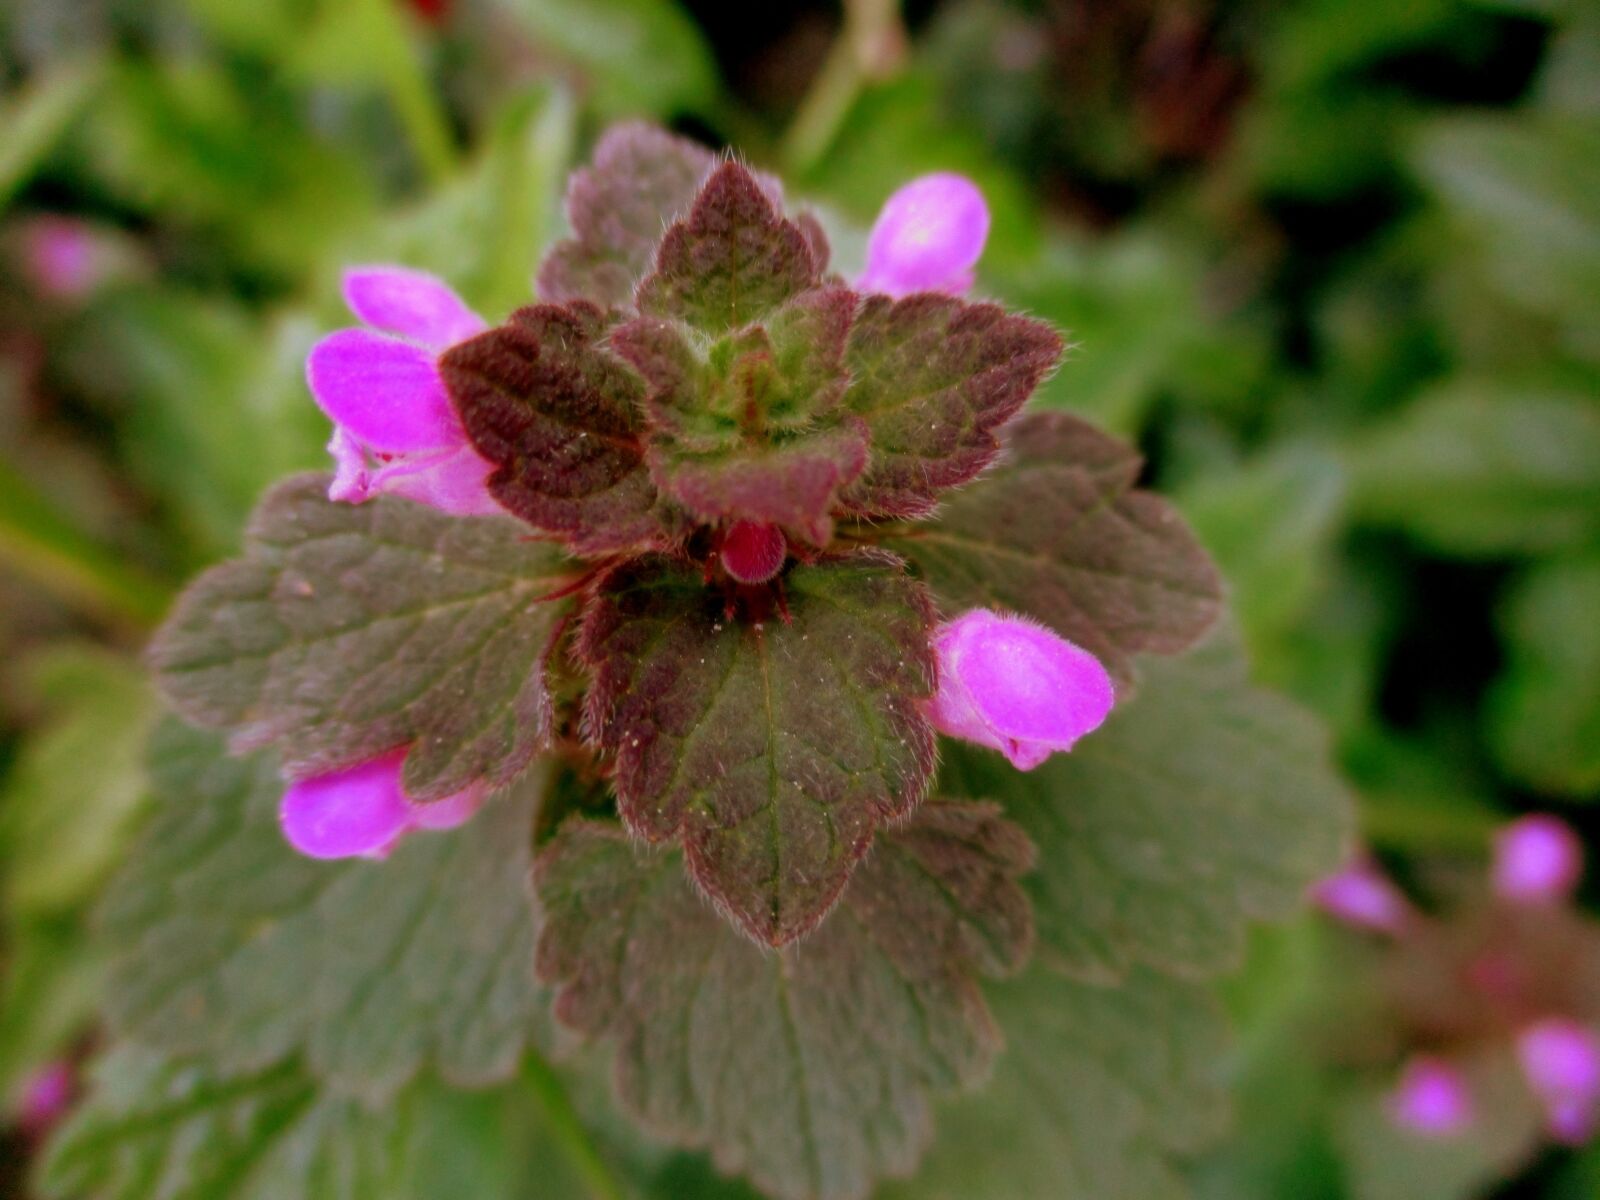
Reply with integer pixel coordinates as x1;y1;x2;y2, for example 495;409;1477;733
118;122;1351;1200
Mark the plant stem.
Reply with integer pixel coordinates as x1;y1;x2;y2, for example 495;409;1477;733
366;0;456;186
1359;792;1500;854
781;0;906;177
523;1047;625;1200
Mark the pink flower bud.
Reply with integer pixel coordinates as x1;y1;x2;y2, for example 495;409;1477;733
15;1060;73;1137
1517;1018;1600;1145
924;609;1115;770
858;173;990;298
279;748;484;860
720;521;787;584
1388;1056;1474;1137
20;217;107;301
1492;815;1583;904
306;266;499;517
1311;856;1412;935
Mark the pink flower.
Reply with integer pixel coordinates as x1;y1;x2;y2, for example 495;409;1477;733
924;609;1115;770
720;521;788;584
1311;856;1413;934
279;747;484;861
1388;1056;1474;1137
1492;815;1583;905
20;216;106;301
306;267;500;516
1517;1018;1600;1144
15;1060;73;1137
857;173;990;298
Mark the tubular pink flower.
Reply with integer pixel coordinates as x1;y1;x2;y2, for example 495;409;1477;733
1492;815;1583;904
1517;1018;1600;1145
924;609;1115;771
16;1060;73;1136
1311;856;1413;935
306;266;499;516
20;216;104;301
857;173;990;298
720;521;788;584
278;748;485;861
1388;1056;1474;1137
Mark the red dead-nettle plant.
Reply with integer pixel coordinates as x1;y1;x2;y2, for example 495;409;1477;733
69;124;1351;1200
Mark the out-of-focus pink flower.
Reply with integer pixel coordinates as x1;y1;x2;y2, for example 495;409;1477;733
20;217;105;301
16;1060;73;1137
279;747;484;861
857;173;990;298
1388;1056;1474;1137
1517;1018;1600;1145
720;520;787;584
1311;856;1413;935
924;609;1115;771
306;267;500;516
1492;815;1584;905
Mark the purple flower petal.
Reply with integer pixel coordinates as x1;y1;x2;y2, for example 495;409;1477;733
369;444;503;517
1492;815;1583;904
306;329;463;453
1388;1056;1474;1137
1518;1018;1600;1143
925;609;1115;770
720;521;788;584
16;1060;73;1135
1311;857;1412;934
408;785;485;831
279;750;416;860
858;173;990;298
342;266;486;349
326;426;374;504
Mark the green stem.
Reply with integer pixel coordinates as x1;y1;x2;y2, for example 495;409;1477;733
523;1048;625;1200
781;0;905;177
0;460;171;633
1358;792;1500;854
365;0;456;186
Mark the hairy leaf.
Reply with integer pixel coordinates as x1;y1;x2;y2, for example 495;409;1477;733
942;629;1351;982
38;1048;593;1200
886;410;1222;684
537;121;715;307
150;476;571;800
442;301;683;556
99;723;549;1099
579;552;937;945
637;162;819;334
879;966;1230;1200
841;295;1062;518
535;801;1035;1200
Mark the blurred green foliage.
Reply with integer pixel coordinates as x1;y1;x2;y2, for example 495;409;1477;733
1;0;1597;1197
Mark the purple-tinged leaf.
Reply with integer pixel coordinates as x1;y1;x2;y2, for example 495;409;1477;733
839;295;1061;519
578;551;937;945
98;723;552;1100
537;122;716;307
940;629;1351;982
442;301;684;555
535;800;1035;1200
886;410;1222;684
150;476;571;800
637;162;820;334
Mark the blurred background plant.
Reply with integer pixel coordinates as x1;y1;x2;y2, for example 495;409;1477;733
0;1;1596;1197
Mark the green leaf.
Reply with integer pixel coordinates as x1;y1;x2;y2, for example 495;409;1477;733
638;163;821;336
0;922;106;1104
1332;1049;1544;1200
537;121;715;308
942;629;1351;982
443;302;684;556
885;411;1222;685
879;965;1230;1200
150;477;571;800
98;723;550;1099
838;294;1063;520
578;551;938;945
37;1048;599;1200
0;645;152;915
494;0;719;119
1348;379;1600;557
1487;555;1600;798
534;800;1034;1200
0;56;103;208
